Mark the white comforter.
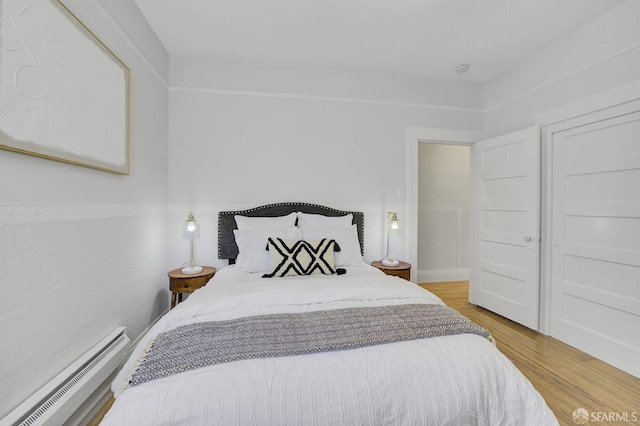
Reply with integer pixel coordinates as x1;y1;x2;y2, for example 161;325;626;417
103;265;558;426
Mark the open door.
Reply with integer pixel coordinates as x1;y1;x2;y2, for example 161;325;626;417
470;127;540;329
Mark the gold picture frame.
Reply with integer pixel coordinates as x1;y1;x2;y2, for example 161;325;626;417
0;0;131;175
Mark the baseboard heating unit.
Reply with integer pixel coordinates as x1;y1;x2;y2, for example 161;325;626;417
0;327;129;426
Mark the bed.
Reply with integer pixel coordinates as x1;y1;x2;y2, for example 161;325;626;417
101;202;558;425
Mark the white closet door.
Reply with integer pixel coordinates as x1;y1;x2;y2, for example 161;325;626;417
550;108;640;378
471;127;540;329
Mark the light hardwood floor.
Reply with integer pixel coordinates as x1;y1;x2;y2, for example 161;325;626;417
420;281;640;426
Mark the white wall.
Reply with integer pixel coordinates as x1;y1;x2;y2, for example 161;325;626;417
417;144;470;283
483;0;640;136
167;56;483;271
0;0;169;419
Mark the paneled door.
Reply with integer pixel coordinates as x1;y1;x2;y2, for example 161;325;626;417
471;127;540;329
549;106;640;378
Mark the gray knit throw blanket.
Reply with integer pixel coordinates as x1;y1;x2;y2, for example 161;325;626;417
129;303;490;387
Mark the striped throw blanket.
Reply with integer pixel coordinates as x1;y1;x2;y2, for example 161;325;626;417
129;303;491;387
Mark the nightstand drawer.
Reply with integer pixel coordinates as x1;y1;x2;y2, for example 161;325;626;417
168;266;216;308
381;268;411;281
169;275;211;292
371;261;411;281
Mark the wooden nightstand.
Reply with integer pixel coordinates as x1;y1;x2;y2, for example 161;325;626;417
371;261;411;281
168;266;216;308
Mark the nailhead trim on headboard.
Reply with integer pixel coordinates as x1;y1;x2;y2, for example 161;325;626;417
218;202;364;262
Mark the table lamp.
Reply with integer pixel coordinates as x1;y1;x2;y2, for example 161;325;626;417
382;211;400;266
182;212;203;274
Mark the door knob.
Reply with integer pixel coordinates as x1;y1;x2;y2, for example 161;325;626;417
524;236;532;242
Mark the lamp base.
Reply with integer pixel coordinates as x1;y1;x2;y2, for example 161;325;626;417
181;265;203;274
381;257;399;267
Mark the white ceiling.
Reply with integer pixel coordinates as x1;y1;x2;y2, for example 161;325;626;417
134;0;624;82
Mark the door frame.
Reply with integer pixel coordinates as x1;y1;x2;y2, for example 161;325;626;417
405;127;481;282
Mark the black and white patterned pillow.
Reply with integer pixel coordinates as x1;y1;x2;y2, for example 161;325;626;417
263;238;342;277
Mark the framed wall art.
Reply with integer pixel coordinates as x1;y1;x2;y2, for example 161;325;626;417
0;0;131;174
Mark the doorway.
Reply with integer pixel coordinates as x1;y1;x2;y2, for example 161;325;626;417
417;143;471;283
406;126;541;330
405;127;479;283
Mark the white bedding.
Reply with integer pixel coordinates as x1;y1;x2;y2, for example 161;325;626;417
103;264;558;425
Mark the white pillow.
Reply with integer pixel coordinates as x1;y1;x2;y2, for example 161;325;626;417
235;212;297;231
301;225;362;267
296;212;353;228
234;227;302;272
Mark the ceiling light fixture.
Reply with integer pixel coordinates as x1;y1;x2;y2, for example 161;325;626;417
455;64;469;73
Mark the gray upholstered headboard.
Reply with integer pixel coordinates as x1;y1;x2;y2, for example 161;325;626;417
218;202;364;262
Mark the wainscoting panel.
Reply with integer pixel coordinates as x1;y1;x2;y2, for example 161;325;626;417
417;207;469;283
0;203;168;420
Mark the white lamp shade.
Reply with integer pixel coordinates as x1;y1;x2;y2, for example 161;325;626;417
388;212;400;234
183;213;200;240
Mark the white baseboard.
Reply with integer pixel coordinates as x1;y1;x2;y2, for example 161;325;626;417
418;268;469;283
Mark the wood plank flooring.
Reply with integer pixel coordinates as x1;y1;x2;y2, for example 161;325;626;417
420;281;640;426
88;395;114;426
